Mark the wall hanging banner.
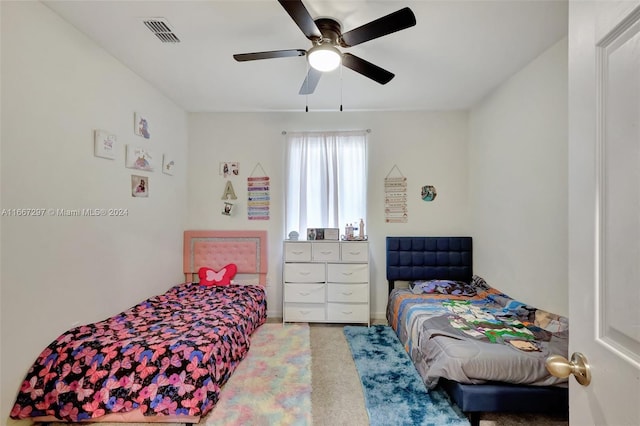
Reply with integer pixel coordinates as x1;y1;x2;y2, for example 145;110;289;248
384;165;407;223
247;169;270;220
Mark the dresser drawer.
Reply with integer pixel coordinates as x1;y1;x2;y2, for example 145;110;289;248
284;283;326;303
284;303;326;322
327;283;368;303
341;242;369;262
327;303;369;322
312;242;340;261
284;242;312;261
327;263;368;283
284;263;325;282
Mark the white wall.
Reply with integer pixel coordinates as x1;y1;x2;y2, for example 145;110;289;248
188;111;470;320
0;2;568;421
469;38;568;316
0;2;188;421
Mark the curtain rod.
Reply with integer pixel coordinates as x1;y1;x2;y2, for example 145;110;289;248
282;129;371;135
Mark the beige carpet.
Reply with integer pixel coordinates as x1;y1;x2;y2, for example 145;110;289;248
310;324;369;426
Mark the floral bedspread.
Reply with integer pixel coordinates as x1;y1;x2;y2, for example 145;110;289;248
11;283;267;422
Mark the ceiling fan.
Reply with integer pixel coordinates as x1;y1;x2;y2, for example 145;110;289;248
233;0;416;95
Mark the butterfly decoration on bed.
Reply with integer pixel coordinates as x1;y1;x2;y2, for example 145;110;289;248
198;264;238;286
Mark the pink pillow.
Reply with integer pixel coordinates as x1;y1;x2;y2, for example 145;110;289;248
198;264;238;286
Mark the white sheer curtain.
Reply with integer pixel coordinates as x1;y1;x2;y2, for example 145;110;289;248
285;130;367;237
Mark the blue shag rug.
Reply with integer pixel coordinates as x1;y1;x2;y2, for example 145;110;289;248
344;325;470;426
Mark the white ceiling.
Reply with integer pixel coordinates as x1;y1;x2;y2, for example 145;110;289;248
43;0;568;112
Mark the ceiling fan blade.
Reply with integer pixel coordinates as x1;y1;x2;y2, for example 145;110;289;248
342;53;394;85
278;0;322;41
233;49;306;62
299;68;322;95
339;7;416;47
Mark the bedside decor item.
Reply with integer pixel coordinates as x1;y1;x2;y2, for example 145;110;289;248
385;165;407;223
93;129;116;159
134;112;150;139
306;228;339;241
126;145;154;171
288;231;299;241
131;175;148;197
421;185;437;201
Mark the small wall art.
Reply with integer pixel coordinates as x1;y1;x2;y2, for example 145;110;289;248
134;112;151;139
221;181;237;200
220;162;239;178
222;202;234;216
131;175;149;198
94;130;117;159
421;185;437;201
162;154;175;175
247;163;269;220
384;165;408;223
126;145;155;171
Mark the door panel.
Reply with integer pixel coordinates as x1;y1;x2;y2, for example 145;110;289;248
569;1;640;425
599;9;640;362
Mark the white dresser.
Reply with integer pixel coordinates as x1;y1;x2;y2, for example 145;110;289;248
283;240;370;325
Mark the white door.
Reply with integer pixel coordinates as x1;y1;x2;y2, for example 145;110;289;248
568;1;640;424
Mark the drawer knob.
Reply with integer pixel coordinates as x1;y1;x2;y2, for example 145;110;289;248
292;250;304;255
299;292;311;296
342;272;353;276
300;271;311;276
342;291;353;295
321;251;332;255
349;251;361;255
300;310;311;315
342;311;353;315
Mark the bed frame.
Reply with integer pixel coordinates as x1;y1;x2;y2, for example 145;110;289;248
184;230;268;285
386;236;568;426
35;230;268;425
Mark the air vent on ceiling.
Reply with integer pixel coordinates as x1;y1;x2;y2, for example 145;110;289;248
143;18;180;43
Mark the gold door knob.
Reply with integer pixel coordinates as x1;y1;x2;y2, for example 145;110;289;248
546;352;591;386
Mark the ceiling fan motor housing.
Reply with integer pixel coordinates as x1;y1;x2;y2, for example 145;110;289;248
314;18;342;46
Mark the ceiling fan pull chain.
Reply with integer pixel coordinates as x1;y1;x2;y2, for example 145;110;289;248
339;64;343;111
305;62;310;112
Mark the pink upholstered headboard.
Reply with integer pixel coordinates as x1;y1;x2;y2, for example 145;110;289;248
183;230;268;285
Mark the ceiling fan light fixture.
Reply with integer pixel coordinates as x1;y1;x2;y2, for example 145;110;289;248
307;43;341;72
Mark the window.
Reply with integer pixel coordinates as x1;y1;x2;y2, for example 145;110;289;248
285;130;367;237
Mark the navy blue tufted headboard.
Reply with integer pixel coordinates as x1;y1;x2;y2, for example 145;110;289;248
386;237;473;294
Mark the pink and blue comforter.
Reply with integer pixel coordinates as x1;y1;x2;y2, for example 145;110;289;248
11;283;267;422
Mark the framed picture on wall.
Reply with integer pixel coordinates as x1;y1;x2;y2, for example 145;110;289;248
162;154;175;175
134;112;151;139
131;175;149;197
219;162;239;178
126;145;155;171
94;130;116;159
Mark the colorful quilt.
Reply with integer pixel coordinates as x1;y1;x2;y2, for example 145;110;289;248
387;276;568;388
11;283;267;422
